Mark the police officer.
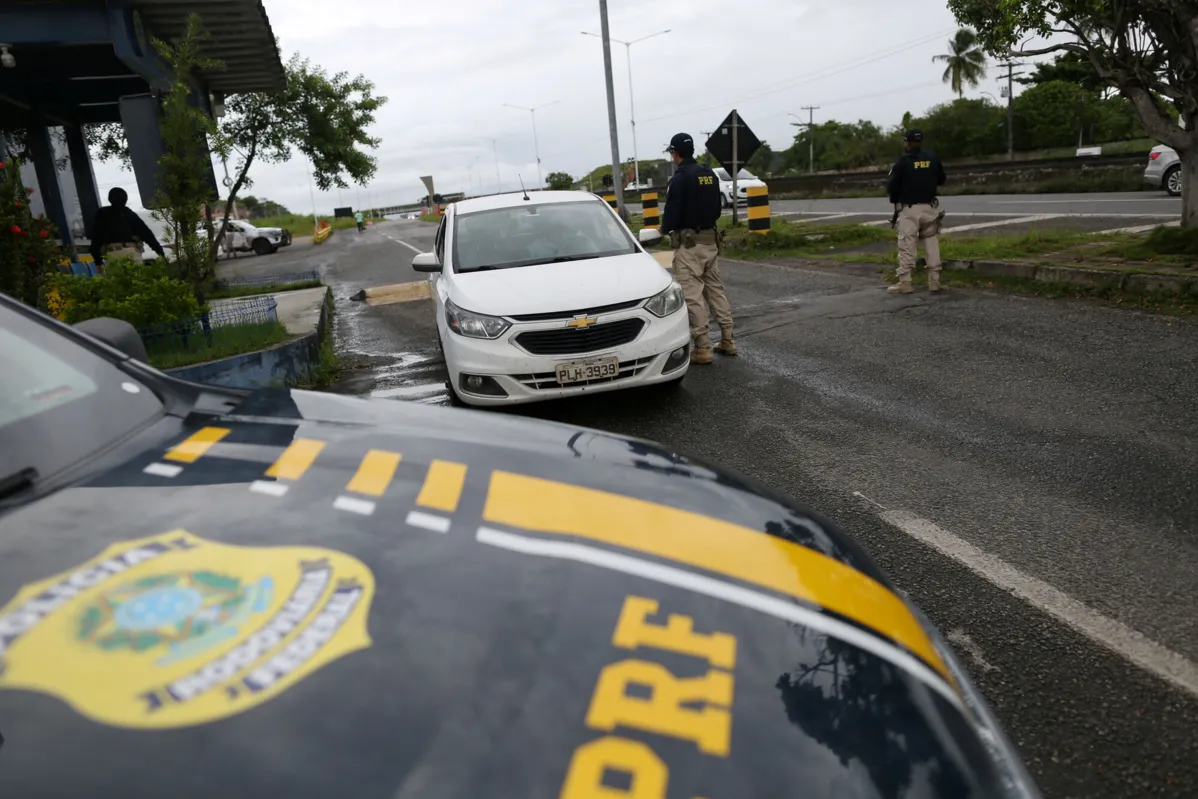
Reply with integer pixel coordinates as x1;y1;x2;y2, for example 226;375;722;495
661;132;736;365
886;130;946;294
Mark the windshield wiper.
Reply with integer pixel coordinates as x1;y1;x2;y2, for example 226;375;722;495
546;254;603;264
0;467;38;502
461;265;503;272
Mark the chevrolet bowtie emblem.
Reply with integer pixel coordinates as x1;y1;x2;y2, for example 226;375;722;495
566;315;598;329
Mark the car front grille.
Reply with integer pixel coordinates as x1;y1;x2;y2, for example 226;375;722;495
508;299;645;322
515;318;645;355
513;357;655;390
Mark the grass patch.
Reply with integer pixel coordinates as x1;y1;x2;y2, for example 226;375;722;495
253;214;358;239
884;266;1197;318
828;228;1140;267
419;213;441;224
206;279;323;299
723;219;893;259
148;321;291;370
771;166;1148;201
1097;226;1198;266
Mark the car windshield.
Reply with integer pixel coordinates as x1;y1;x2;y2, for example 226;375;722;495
452;200;637;272
0;303;164;489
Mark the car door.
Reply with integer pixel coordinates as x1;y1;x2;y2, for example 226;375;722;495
430;214;448;317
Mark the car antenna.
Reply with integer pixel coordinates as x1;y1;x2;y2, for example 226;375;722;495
518;174;530;201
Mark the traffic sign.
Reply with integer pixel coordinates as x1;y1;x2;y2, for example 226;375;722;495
705;110;761;174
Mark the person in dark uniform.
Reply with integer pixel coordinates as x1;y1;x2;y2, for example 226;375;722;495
661;132;736;365
89;187;166;266
886;130;946;294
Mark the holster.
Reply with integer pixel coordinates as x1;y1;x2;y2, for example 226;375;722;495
669;231;681;250
682;229;697;249
889;204;900;230
934;210;946;235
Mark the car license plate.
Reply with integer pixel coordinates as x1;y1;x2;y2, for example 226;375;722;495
555;356;620;385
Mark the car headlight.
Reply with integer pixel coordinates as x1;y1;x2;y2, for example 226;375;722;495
445;299;511;339
644;284;685;318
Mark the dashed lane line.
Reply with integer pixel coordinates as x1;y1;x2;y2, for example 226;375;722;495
940;214;1064;234
879;507;1198;700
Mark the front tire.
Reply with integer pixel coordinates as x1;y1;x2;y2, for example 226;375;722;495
252;238;273;256
1164;166;1182;197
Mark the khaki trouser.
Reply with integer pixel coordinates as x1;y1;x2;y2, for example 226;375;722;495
103;242;142;261
672;241;734;345
896;204;941;278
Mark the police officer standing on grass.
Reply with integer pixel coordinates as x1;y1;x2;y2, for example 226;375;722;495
661;132;736;365
886;130;947;294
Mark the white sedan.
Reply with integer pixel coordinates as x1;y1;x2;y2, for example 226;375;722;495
412;191;690;407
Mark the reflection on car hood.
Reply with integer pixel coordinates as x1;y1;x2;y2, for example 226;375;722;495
0;388;1015;799
449;252;672;317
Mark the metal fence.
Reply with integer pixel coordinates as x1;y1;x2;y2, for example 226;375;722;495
139;296;279;361
214;270;320;289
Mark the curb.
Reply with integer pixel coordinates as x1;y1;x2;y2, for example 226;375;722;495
942;259;1196;296
166;288;333;389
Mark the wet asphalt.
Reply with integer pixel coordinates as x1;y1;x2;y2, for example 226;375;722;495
222;220;1198;799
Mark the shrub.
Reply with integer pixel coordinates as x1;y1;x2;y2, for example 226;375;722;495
0;157;61;308
47;257;200;328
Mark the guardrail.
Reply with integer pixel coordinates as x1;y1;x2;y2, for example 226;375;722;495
139;295;279;361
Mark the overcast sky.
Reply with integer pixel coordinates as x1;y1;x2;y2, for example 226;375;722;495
93;0;999;217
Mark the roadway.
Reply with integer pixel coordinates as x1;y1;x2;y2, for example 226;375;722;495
222;218;1198;799
626;190;1183;236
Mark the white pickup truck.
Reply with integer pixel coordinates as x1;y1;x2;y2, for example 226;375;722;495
204;219;293;256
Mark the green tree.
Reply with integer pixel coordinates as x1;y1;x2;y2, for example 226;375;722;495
783;120;892;172
208;54;385;254
947;0;1198;227
1012;80;1085;150
545;171;574;190
746;142;775;175
932;28;988;98
151;14;223;305
1017;51;1108;97
908;98;1007;159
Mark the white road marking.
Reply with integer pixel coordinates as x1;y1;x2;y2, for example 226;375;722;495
941;214;1064;234
993;198;1181;204
773;210;1179;219
1093;220;1181;235
334;495;377;516
777;211;866;223
383;234;424;254
250;480;289;497
476;526;962;708
372;382;446;400
407;511;451;533
143;463;182;478
946;629;998;673
880;509;1198;700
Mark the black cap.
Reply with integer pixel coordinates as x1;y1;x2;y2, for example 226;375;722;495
666;133;695;157
904;130;924;143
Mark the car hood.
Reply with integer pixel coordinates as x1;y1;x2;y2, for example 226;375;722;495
255;227;284;235
0;388;1017;799
447;252;672;317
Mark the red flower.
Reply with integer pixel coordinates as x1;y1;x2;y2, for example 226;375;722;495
13;201;21;208
25;187;34;194
27;256;36;264
9;225;21;235
40;229;49;238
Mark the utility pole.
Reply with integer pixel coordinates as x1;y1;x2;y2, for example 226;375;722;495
597;0;627;220
504;102;558;188
801;105;819;174
997;61;1023;162
731;109;740;226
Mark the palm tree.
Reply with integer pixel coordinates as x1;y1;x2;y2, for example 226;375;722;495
933;28;988;97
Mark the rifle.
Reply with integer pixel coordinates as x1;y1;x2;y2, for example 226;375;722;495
889;204;901;229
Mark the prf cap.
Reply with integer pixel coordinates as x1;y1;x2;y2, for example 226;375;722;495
666;133;695;157
904;130;924;143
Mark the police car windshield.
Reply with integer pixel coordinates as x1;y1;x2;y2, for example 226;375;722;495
452;201;637;272
0;303;163;492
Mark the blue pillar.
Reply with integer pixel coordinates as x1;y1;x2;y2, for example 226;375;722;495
65;124;100;239
28;112;77;261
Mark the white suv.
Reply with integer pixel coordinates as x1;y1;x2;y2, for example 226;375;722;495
1144;145;1182;197
202;219;294;256
713;167;767;207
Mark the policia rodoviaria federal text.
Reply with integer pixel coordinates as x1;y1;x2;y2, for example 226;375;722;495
660;133;736;365
886;129;946;295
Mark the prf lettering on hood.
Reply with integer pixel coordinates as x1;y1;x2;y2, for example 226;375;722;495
0;530;375;730
559;595;738;799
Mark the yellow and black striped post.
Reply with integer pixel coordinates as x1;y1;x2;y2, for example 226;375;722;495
603;194;618;210
746;185;770;234
641;192;660;230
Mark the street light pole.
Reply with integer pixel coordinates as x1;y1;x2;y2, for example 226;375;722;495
504;101;559;188
596;0;627;219
581;28;671;190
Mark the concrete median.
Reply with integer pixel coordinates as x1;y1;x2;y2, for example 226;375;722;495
349;281;432;304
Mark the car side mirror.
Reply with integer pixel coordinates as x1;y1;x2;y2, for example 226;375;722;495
638;228;663;247
74;317;149;361
412;252;442;273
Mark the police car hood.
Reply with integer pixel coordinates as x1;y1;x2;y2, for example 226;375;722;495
0;388;1019;799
